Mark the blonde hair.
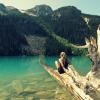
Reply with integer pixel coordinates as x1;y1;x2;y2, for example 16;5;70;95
60;52;66;58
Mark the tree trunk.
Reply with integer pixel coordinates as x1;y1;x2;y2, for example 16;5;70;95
97;29;100;56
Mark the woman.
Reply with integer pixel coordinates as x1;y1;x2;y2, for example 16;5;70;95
55;52;69;74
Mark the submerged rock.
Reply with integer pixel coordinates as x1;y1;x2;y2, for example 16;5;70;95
12;80;24;94
27;96;34;100
0;92;10;98
11;97;25;100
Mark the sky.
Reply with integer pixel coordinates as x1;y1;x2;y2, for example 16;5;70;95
0;0;100;15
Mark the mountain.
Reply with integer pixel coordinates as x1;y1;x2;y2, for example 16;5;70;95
40;6;91;44
7;6;21;14
26;5;53;16
39;6;100;44
0;3;21;15
83;14;100;36
0;14;50;56
0;4;100;55
0;3;7;14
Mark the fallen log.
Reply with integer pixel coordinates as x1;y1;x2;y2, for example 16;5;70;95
40;60;93;100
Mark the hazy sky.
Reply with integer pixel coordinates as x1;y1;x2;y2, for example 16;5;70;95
0;0;100;15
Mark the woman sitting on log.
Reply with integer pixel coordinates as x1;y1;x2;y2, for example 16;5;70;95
55;52;70;74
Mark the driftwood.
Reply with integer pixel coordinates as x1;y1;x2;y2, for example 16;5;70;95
40;27;100;100
86;64;100;92
40;59;94;100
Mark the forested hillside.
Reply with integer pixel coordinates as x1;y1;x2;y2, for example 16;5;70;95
0;3;100;55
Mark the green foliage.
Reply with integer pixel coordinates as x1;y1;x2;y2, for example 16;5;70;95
71;47;87;55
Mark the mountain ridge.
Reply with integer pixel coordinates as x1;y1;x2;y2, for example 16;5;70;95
0;3;100;55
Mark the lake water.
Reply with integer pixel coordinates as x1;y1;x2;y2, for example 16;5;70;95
0;56;91;100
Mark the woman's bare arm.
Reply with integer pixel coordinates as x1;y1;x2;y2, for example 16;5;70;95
55;61;60;69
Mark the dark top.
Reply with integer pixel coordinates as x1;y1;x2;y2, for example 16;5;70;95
59;59;69;69
57;59;69;74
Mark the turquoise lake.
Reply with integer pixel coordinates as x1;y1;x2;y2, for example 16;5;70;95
0;56;92;100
